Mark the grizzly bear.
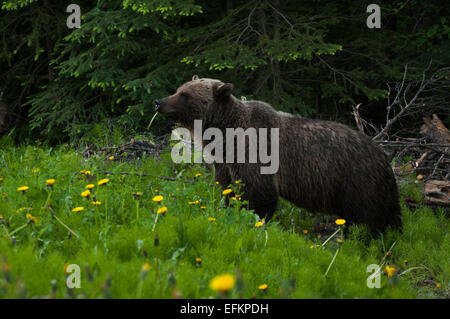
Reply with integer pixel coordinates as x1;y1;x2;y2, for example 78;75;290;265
155;75;402;234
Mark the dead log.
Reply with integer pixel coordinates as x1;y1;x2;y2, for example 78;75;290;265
423;179;450;207
420;114;450;145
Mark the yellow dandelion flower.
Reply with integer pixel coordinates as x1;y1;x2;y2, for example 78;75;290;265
196;257;202;263
152;195;163;202
46;179;55;186
303;229;308;234
385;265;396;277
231;196;236;201
92;201;102;205
235;180;240;184
17;186;29;193
32;168;39;173
335;219;346;226
141;262;151;272
258;284;268;291
200;206;206;209
215;181;219;185
81;190;91;198
436;283;441;288
108;156;114;160
222;189;232;195
72;207;84;212
255;221;264;228
0;214;3;219
85;184;95;189
26;213;37;224
208;217;216;222
0;178;4;181
157;206;167;214
97;178;109;186
209;274;235;292
195;173;201;177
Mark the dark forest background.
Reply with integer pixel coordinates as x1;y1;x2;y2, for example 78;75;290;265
0;0;449;145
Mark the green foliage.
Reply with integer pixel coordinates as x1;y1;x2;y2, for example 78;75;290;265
1;0;449;142
1;0;37;10
0;144;448;298
398;177;425;203
122;0;202;17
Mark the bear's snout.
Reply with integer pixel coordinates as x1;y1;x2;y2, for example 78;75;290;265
154;96;178;116
154;99;162;112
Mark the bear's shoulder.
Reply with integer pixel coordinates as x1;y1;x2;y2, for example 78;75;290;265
241;99;279;116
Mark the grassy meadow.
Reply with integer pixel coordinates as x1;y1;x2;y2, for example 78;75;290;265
0;137;448;299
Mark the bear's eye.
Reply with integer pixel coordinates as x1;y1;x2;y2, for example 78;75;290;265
179;92;189;103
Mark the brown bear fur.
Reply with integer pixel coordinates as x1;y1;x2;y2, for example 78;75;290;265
155;76;402;234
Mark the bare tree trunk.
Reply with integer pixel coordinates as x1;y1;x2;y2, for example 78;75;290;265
255;2;267;97
227;0;233;13
0;99;8;133
271;0;281;105
43;0;55;82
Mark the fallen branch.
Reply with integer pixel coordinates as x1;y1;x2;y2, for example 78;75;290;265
83;136;170;160
378;141;450;156
351;103;364;133
373;64;450;141
100;171;195;183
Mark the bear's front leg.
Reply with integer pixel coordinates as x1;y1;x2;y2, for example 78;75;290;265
240;171;279;221
214;163;232;188
246;186;278;221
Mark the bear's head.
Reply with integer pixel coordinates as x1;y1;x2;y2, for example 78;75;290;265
155;75;234;128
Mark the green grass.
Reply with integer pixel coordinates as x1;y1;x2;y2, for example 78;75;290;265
0;140;448;298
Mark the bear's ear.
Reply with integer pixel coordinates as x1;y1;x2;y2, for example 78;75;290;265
192;75;199;81
213;83;234;99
